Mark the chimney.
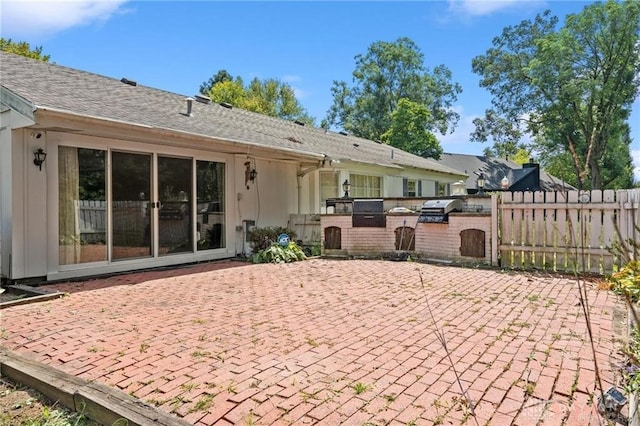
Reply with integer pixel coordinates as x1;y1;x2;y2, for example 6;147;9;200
522;161;540;190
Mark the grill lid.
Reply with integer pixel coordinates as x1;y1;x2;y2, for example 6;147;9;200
420;199;462;214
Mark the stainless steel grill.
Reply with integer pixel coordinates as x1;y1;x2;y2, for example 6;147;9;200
418;199;462;223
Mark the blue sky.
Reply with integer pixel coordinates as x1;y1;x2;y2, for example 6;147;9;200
2;0;639;180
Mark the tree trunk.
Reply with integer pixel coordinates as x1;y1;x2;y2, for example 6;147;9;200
589;156;601;190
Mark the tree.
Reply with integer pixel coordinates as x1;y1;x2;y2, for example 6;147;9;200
381;99;442;159
0;38;50;61
325;37;461;157
539;121;635;189
200;71;313;124
471;0;640;190
199;69;233;95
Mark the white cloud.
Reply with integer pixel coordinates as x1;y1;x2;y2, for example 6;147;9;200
446;0;545;17
438;106;485;155
1;0;130;39
282;75;302;83
632;149;640;182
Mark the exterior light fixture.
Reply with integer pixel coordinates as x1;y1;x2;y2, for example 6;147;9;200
33;148;47;171
476;172;486;195
342;179;351;198
501;175;510;189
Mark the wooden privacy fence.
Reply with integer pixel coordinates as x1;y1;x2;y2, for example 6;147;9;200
497;189;640;274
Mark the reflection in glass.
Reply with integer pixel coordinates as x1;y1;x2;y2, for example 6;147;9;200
59;147;107;265
158;156;193;255
197;161;225;250
111;152;152;260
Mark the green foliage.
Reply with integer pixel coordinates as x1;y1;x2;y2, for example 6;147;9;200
199;69;233;94
325;37;461;145
380;98;442;160
606;224;640;395
251;242;307;264
608;261;640;302
0;38;50;61
624;326;640;393
471;0;640;190
247;226;297;252
200;71;314;124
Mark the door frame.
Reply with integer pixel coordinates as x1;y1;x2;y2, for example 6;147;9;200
46;131;236;281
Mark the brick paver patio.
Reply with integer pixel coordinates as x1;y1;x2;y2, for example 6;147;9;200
0;259;627;425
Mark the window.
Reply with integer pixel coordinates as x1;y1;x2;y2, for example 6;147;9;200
59;147;107;265
320;172;339;205
349;174;381;198
403;179;417;197
438;182;450;196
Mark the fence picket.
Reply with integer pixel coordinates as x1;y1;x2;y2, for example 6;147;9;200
533;191;546;269
497;189;636;274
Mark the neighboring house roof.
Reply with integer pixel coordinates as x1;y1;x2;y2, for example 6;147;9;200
0;52;465;178
438;153;574;192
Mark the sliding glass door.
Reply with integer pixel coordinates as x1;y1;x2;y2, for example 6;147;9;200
59;147;226;268
111;151;153;260
157;156;193;255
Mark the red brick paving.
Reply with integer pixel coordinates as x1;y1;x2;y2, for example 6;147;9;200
0;259;627;425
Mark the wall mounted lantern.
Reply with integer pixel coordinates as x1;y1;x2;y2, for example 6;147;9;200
501;175;510;189
342;179;351;198
476;172;486;195
244;161;257;189
33;148;47;171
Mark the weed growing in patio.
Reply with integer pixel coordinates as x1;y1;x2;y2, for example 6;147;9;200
180;382;198;391
191;350;211;358
305;336;319;348
191;393;215;412
352;382;371;395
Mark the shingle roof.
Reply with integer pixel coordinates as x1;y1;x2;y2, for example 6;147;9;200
438;152;573;191
0;52;464;177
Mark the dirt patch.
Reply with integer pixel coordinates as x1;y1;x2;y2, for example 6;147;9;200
0;376;100;425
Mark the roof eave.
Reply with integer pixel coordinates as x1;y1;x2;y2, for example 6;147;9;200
1;86;36;126
34;106;325;162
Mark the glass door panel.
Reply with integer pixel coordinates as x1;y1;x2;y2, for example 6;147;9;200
111;152;152;260
58;147;107;265
196;160;225;250
158;156;193;255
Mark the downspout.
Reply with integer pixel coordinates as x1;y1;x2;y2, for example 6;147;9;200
297;174;303;214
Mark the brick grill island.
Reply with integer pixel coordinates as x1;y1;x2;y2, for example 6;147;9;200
321;198;493;265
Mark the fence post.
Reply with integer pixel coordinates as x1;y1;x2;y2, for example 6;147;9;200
491;193;499;266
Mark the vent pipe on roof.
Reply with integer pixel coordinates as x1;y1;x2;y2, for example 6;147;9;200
120;78;137;86
220;102;233;109
185;97;194;117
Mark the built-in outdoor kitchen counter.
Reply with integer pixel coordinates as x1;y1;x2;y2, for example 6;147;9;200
321;196;494;265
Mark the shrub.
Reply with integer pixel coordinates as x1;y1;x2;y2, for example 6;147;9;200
251;242;307;264
608;260;640;302
247;226;297;252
